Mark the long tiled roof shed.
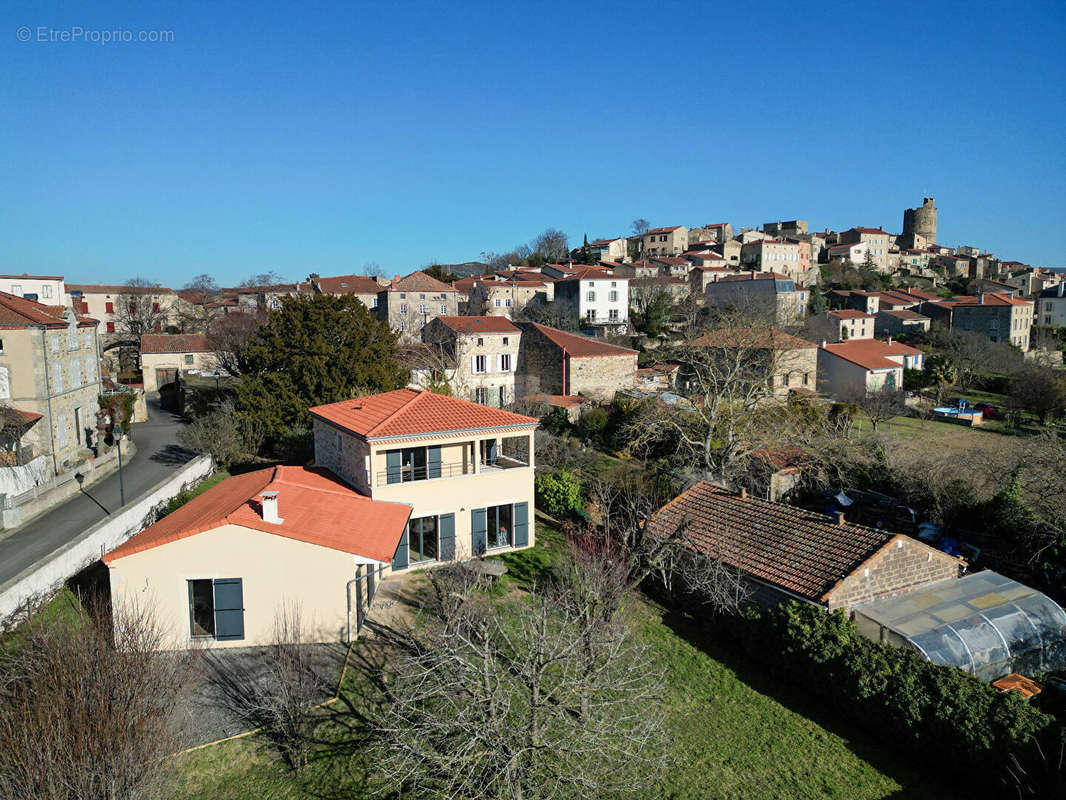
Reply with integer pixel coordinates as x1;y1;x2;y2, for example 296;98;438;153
650;482;964;611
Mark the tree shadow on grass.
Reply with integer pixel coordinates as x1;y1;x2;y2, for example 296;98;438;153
655;605;983;800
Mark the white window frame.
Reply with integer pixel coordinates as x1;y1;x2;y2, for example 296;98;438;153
472;355;488;374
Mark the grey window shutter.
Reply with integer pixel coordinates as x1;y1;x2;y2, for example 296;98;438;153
439;513;455;560
392;525;409;570
427;445;442;479
386;450;403;484
471;508;487;556
213;578;245;641
514;502;529;548
484;439;497;465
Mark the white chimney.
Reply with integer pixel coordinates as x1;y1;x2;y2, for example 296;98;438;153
261;490;283;525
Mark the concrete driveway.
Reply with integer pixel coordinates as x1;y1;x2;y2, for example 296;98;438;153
0;399;194;588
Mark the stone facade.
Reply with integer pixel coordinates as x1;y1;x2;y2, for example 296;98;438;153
514;322;637;402
0;307;102;474
421;317;521;407
824;535;963;612
377;272;459;343
902;197;937;244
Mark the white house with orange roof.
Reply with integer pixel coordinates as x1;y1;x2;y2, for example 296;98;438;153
826;309;874;341
0;273;66;305
103;465;413;648
550;269;629;332
817;339;925;398
310;389;538;572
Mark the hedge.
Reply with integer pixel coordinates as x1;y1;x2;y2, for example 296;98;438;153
739;602;1053;785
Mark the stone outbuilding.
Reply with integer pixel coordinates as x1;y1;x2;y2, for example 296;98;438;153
513;322;637;403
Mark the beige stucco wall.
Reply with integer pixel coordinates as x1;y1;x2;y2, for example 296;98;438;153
108;523;371;649
141;350;218;392
312;421;537;569
817;349;901;398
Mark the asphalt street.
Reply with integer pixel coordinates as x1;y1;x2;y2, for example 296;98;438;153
0;400;194;588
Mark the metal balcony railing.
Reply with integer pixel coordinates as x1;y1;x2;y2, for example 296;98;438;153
374;456;529;486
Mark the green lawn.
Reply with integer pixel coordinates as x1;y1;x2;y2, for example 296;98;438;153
160;469;231;516
0;587;85;655
170;522;965;800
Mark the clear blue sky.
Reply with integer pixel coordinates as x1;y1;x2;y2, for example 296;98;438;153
3;0;1065;287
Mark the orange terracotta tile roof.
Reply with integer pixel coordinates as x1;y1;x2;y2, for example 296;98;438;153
516;321;638;357
828;309;873;319
719;271;793;282
821;339;921;370
949;292;1032;307
140;333;211;354
646;225;684;234
650;482;913;602
310;388;539;439
435;316;521;334
526;393;586;409
103;466;412;564
878;309;929;320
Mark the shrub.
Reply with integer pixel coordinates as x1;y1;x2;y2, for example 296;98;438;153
741;602;1052;785
535;470;582;518
577;407;609;443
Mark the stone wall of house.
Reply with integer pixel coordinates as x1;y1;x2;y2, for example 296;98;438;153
515;326;566;396
312;419;371;495
825;536;962;612
567;355;637;401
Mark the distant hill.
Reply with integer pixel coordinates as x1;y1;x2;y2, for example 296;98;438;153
434;261;489;278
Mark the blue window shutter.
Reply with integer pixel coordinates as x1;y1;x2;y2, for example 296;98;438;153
439;513;455;560
514;502;529;548
427;445;442;479
213;579;245;641
392;524;409;570
471;508;487;556
386;450;402;484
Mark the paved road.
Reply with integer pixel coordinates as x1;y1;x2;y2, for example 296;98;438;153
0;400;194;587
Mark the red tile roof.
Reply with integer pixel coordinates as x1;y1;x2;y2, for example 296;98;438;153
650;482;916;602
821;339;921;370
646;225;684;234
688;327;815;351
846;227;890;235
0;407;43;427
526;393;586;409
310;389;539;440
828;309;873;319
949;292;1032;307
651;257;690;265
67;284;176;296
878;309;929;320
590;238;623;246
0;273;64;280
103;466;412;564
140;333;211;354
314;274;384;295
719;271;792;282
435;316;520;334
388;271;456;293
517;321;638;358
0;291;96;329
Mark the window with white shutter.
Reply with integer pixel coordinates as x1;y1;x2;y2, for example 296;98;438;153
500;353;512;371
52;361;63;393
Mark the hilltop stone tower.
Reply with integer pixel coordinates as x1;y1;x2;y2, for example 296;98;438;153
903;197;937;244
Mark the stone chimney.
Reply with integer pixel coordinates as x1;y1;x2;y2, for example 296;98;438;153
261;490;283;525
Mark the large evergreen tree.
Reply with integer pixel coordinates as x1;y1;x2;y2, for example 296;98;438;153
235;294;404;455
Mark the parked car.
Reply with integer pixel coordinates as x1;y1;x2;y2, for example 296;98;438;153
973;402;1000;418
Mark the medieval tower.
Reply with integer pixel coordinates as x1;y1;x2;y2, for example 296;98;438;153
903;197;937;244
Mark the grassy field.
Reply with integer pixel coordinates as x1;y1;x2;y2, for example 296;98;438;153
170;522;965;800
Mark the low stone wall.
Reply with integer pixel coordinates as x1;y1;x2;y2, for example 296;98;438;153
0;455;214;619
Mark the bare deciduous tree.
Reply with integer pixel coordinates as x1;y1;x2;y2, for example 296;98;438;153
366;562;669;800
177;397;252;468
205;310;264;377
849;387;906;432
623;313;812;483
0;596;196;800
